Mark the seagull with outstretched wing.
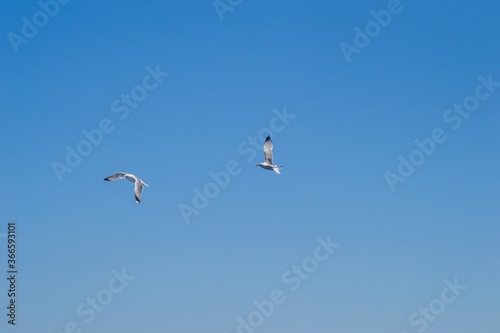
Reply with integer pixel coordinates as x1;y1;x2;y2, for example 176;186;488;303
103;172;149;203
256;136;283;174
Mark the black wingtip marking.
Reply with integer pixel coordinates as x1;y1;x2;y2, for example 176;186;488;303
103;178;110;181
265;136;271;142
135;195;141;203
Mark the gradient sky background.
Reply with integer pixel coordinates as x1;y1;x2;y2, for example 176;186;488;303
1;0;499;332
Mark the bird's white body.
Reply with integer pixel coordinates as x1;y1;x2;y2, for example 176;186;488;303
256;163;282;174
103;172;149;203
256;136;282;174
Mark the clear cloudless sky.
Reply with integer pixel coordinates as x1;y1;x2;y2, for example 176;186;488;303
1;0;499;332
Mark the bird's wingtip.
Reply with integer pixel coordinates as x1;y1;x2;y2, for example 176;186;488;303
265;135;271;142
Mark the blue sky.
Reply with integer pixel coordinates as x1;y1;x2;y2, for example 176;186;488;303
1;0;499;332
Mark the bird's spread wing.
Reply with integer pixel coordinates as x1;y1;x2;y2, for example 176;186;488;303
103;172;128;182
263;136;273;165
134;179;144;203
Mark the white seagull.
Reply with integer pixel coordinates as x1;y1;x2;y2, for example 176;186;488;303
103;172;149;203
256;136;283;174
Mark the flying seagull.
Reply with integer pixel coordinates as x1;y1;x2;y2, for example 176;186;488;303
103;172;149;203
256;136;283;174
